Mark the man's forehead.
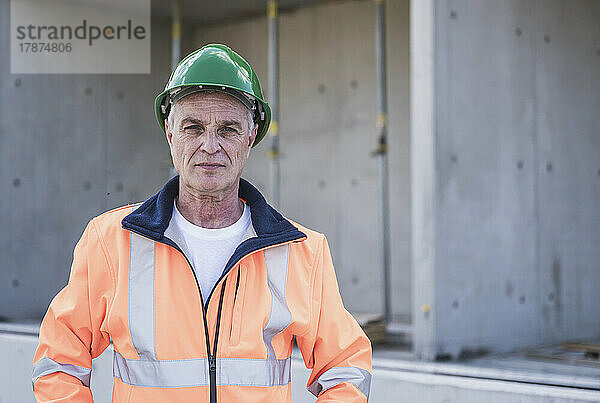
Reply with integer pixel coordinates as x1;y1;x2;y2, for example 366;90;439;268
175;91;248;114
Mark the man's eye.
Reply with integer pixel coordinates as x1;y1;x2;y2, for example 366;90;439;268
219;127;238;134
184;125;203;131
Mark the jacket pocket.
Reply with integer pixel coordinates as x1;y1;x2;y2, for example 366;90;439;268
229;265;247;345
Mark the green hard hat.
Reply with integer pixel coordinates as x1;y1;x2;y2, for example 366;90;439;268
155;44;271;147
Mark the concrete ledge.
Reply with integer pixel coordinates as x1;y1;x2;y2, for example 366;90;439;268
3;332;600;403
373;356;600;390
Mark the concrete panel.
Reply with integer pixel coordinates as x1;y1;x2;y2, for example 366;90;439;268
433;0;540;357
0;0;173;320
535;0;600;345
193;0;412;320
427;0;600;356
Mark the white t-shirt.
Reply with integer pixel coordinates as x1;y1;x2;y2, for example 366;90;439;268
172;201;251;301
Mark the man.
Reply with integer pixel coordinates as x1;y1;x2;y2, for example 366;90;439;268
32;44;372;402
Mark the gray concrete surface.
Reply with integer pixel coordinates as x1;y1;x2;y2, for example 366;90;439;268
412;0;600;359
192;0;412;321
151;0;330;25
0;0;174;320
411;0;437;361
5;332;600;402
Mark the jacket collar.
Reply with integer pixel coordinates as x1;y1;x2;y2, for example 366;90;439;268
122;176;305;243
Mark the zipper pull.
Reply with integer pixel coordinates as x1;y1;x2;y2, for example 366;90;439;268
209;355;216;372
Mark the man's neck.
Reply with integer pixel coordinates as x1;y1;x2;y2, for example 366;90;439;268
176;182;243;229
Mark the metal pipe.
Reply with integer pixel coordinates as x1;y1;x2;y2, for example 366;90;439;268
171;0;182;71
374;0;392;325
267;0;280;208
168;0;183;179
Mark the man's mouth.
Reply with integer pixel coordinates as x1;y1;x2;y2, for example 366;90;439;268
196;162;225;170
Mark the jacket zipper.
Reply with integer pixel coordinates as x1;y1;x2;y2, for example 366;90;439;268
162;237;225;403
124;226;305;403
233;269;241;305
210;281;227;402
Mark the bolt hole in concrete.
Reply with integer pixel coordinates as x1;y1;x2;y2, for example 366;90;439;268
116;182;124;192
13;178;20;187
83;181;91;190
12;279;19;287
318;179;326;189
450;155;457;163
317;84;325;94
351;178;359;187
351;277;359;285
548;293;555;301
546;162;552;172
515;27;522;36
350;80;358;89
505;281;514;296
452;301;459;309
450;10;457;19
116;91;124;100
517;160;524;169
544;34;551;43
85;87;92;96
519;296;526;304
15;78;22;87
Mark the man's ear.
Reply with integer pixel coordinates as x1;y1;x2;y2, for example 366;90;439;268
248;123;258;148
165;119;173;147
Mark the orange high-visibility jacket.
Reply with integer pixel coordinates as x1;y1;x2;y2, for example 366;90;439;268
32;177;372;402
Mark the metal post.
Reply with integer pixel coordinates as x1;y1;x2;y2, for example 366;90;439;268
374;0;392;325
169;0;183;179
171;0;182;71
267;0;280;208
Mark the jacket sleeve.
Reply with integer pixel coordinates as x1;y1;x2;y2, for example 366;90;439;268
295;235;373;402
32;218;115;402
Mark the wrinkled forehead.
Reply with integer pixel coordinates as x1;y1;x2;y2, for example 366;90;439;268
172;91;250;118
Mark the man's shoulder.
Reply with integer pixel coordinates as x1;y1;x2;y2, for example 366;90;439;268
89;202;143;233
284;219;336;274
285;218;330;258
287;219;324;241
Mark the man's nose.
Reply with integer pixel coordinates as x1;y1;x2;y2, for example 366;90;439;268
199;129;220;154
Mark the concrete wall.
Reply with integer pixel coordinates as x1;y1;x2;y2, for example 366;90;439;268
413;0;600;358
192;0;412;320
0;0;173;320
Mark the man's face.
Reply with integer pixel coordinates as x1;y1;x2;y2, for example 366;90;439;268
165;91;257;196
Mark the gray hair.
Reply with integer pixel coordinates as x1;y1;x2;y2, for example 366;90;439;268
167;90;255;133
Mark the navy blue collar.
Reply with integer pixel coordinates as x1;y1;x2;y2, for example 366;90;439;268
122;176;305;244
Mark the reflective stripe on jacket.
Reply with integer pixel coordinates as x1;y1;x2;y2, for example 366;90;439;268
32;177;372;402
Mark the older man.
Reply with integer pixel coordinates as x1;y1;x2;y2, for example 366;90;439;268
32;44;372;402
